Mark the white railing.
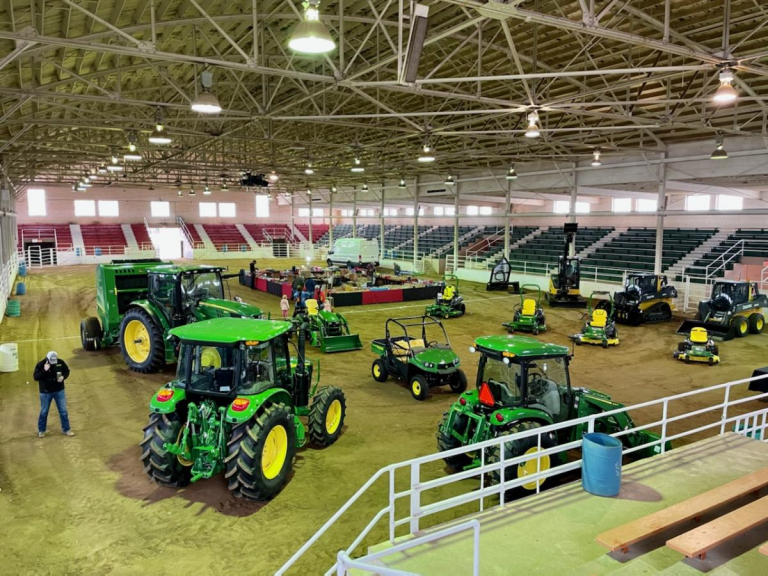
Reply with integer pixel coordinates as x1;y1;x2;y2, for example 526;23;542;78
465;229;504;259
176;215;196;248
0;252;19;319
279;374;768;575
762;264;768;290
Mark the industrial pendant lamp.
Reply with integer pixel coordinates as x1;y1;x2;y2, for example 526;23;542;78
591;149;602;167
713;69;738;104
361;182;369;191
107;153;123;172
189;187;196;196
444;175;455;185
525;111;540;138
711;133;728;160
330;184;338;193
305;162;314;175
288;1;335;54
350;156;365;173
149;108;172;144
191;70;222;114
505;165;518;180
203;185;212;195
398;177;407;188
417;142;435;163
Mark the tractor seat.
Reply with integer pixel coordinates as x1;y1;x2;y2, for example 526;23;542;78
393;339;425;357
305;299;319;316
690;327;709;343
590;308;608;328
522;298;537;316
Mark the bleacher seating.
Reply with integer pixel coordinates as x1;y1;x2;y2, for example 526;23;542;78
472;226;537;262
187;225;203;246
505;226;614;273
243;224;292;243
17;224;73;250
295;224;329;242
130;223;152;249
357;224;381;240
80;224;128;255
317;224;353;246
384;226;430;259
203;224;249;252
685;229;768;281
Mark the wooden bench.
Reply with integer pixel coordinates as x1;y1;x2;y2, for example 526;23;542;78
596;467;768;553
666;495;768;560
760;542;768;556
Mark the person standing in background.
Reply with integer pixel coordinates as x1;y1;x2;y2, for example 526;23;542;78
280;295;290;320
33;351;75;438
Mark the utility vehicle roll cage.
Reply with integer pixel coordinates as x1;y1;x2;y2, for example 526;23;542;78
384;316;451;348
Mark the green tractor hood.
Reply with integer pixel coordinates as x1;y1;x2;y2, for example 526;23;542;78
197;298;265;319
412;348;460;373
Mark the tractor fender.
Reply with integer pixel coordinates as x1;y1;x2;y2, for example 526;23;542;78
490;407;554;429
225;388;294;425
126;300;171;333
149;386;186;414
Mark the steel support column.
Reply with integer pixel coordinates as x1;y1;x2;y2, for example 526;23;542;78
504;180;511;258
654;153;667;275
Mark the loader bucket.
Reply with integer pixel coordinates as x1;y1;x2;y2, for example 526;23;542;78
547;294;587;308
320;333;363;353
676;319;734;341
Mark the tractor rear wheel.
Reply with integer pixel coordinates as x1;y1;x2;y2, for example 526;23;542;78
140;413;191;488
450;369;468;393
120;308;165;373
487;421;556;497
226;403;297;501
459;303;466;316
80;316;102;351
748;313;764;334
410;374;429;401
731;316;749;338
437;410;473;471
371;359;389;382
309;386;347;447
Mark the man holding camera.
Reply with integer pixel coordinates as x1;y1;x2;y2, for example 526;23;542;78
33;351;74;438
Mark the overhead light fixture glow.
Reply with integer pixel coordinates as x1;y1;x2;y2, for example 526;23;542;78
268;172;279;182
307;188;312;195
288;0;336;54
149;108;172;144
525;111;540;138
222;182;229;191
398;177;407;188
351;157;365;173
330;184;338;193
124;153;142;161
189;187;196;196
444;175;455;185
191;70;222;114
713;69;738;103
203;185;211;195
76;185;87;192
711;133;728;160
505;165;518;180
305;163;314;175
98;164;107;174
591;149;602;167
417;143;435;163
177;189;183;197
361;183;369;191
107;163;123;172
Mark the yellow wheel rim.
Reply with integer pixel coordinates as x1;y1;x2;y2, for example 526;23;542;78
373;364;381;378
325;399;342;435
740;320;748;334
200;347;222;368
261;425;288;480
412;380;422;395
124;320;151;363
758;318;764;331
519;446;551;491
176;428;194;467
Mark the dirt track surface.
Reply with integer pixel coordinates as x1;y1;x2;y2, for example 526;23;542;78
1;259;766;574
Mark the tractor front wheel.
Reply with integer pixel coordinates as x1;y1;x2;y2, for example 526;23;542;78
226;403;297;501
410;374;429;401
140;413;191;488
748;313;765;334
437;410;473;471
80;316;102;351
120;308;165;373
459;303;466;316
487;421;556;497
450;369;468;393
371;359;389;382
309;387;347;447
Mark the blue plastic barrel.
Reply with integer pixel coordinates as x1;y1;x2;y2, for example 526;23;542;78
95;247;102;256
75;247;82;256
222;245;229;253
18;264;26;277
15;283;26;296
582;433;622;497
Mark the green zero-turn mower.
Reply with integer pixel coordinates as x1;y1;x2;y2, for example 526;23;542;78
572;291;620;348
604;274;677;325
677;280;768;341
437;335;667;496
370;316;467;401
425;274;466;319
673;327;720;366
503;284;547;334
142;317;346;501
80;261;264;373
296;299;363;353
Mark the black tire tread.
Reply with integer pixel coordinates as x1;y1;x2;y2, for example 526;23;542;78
140;413;191;488
120;308;166;373
308;386;347;447
437;410;473;470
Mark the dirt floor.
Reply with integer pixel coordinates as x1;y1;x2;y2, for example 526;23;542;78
1;258;766;574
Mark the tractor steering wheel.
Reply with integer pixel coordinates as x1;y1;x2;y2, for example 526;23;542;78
427;340;439;348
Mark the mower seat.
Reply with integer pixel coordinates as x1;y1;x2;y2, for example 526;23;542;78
306;299;319;316
590;309;608;328
690;327;709;344
522;299;537;316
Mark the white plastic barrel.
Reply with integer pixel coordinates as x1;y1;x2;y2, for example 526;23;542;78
0;343;19;372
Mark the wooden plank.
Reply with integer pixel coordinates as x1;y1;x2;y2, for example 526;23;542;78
759;542;768;556
666;495;768;560
596;467;768;552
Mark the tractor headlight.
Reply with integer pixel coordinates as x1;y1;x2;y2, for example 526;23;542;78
453;358;460;365
424;362;435;368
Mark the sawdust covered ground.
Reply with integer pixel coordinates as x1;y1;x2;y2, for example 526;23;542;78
1;258;766;574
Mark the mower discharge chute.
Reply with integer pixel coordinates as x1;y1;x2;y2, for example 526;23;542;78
503;284;547;334
425;274;466;318
674;327;720;365
608;274;677;325
303;299;363;353
572;291;619;347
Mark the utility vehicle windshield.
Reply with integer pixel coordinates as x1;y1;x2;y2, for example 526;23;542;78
712;282;750;303
183;344;237;394
181;271;224;302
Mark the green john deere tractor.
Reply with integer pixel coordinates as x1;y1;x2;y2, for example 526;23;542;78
292;299;362;353
503;284;547;334
371;316;466;400
142;317;346;501
425;274;466;319
437;335;666;495
572;292;620;348
80;261;264;373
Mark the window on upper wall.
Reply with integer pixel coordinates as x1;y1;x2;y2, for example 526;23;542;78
479;206;493;215
717;195;743;211
383;208;398;216
219;203;236;217
434;206;445;216
74;199;96;217
298;208;310;217
685;195;710;211
553;200;569;214
340;209;352;217
466;205;479;216
151;201;170;217
612;198;632;213
98;200;119;217
405;207;424;216
636;198;657;212
312;208;324;217
27;188;46;216
445;206;456;216
575;202;590;214
199;202;217;217
255;195;270;218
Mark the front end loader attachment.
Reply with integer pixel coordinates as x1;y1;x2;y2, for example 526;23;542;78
320;333;363;353
676;319;734;341
546;293;587;308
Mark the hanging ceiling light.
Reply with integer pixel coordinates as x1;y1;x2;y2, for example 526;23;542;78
525;111;541;138
713;69;738;103
417;142;435;163
97;164;107;174
221;182;229;191
330;184;338;193
124;153;142;161
444;175;455;186
191;70;222;114
307;187;312;195
305;161;314;175
189;187;196;196
398;177;407;188
591;149;602;167
361;182;369;191
177;189;183;197
268;171;279;182
149;108;172;144
711;133;728;160
505;165;518;180
126;131;139;152
107;153;123;171
203;185;211;195
350;156;365;173
288;0;335;54
76;184;87;192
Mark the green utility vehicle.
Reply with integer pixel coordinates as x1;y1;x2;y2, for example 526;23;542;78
80;261;264;373
572;292;619;347
503;284;547;334
371;316;467;400
438;335;665;495
142;317;346;501
425;274;466;318
293;299;362;353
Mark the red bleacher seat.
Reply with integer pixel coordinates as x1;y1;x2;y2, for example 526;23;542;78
243;224;292;243
131;223;153;249
17;224;73;250
203;224;249;252
295;224;329;243
80;224;127;255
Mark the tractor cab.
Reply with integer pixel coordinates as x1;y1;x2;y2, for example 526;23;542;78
710;280;756;309
625;274;666;298
611;274;677;325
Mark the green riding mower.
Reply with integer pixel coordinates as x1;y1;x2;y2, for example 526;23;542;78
437;335;666;496
503;284;547;334
371;316;467;401
294;299;363;353
80;261;264;373
673;327;720;365
677;280;767;341
606;274;678;325
425;274;466;318
572;292;619;347
142;317;346;501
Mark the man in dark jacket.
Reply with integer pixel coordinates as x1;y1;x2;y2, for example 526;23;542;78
33;351;74;438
